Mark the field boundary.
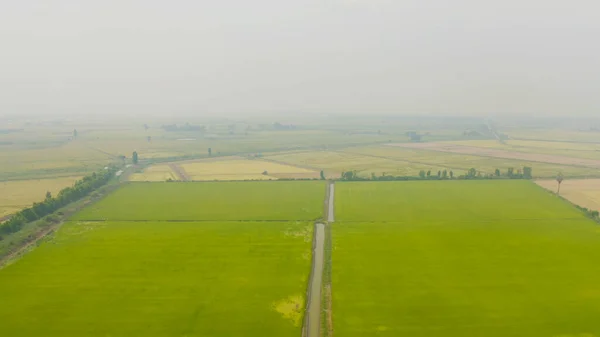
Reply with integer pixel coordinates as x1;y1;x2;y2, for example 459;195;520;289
321;223;333;337
386;143;600;170
331;217;584;224
68;218;323;223
303;222;325;337
323;182;331;221
0;225;59;269
0;169;129;265
168;163;190;181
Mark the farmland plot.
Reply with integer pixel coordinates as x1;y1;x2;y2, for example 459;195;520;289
0;221;312;337
0;176;81;217
536;178;600;212
333;180;600;336
74;181;326;221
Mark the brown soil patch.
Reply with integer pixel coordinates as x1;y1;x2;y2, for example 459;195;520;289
388;143;600;168
536;179;600;211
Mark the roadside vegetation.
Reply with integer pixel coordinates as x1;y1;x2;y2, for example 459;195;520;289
0;167;118;237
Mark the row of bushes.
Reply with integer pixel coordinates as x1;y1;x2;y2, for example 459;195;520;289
575;205;600;222
0;167;118;236
340;167;533;181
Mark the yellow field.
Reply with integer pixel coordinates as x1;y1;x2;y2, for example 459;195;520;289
265;150;444;177
265;147;600;178
445;140;600;160
0;176;82;217
353;146;600;177
535;179;600;212
128;165;178;182
0;142;112;180
505;128;600;143
186;174;273;181
181;159;320;180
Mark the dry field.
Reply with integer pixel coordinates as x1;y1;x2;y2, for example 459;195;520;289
535;179;600;212
181;159;320;180
265;150;447;178
505;128;600;143
445;140;600;160
128;165;179;182
266;147;599;178
129;158;320;181
0;142;112;180
0;176;81;217
389;142;600;169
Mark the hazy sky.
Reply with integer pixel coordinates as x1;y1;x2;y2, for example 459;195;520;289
1;0;598;117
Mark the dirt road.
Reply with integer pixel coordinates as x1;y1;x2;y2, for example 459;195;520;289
305;223;325;337
327;183;335;223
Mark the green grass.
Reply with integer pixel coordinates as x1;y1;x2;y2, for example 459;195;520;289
0;220;312;337
74;181;326;221
333;181;600;336
335;180;581;222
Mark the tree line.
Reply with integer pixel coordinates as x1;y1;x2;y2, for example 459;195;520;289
575;205;600;222
340;166;533;181
0;167;118;237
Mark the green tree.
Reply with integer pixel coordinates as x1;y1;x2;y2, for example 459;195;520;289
132;151;139;164
449;171;454;179
321;170;326;180
419;170;426;178
208;148;212;156
437;170;441;178
342;171;356;180
495;168;501;177
507;167;514;177
523;166;532;179
556;173;564;194
468;168;477;177
45;191;52;200
442;170;448;179
73;129;78;138
426;170;431;178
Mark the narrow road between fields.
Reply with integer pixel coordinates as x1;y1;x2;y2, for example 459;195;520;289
305;223;325;337
168;163;190;181
328;182;335;223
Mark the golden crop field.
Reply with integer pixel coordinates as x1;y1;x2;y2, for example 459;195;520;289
180;159;320;180
0;176;82;217
350;146;600;178
535;179;600;212
505;128;600;143
445;140;600;160
0;142;113;180
128;165;179;182
265;146;600;179
265;150;456;178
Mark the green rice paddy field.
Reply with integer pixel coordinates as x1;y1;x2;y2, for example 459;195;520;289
333;181;600;336
0;182;322;337
3;179;600;336
74;181;326;221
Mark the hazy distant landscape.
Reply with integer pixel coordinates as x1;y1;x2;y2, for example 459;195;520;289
2;0;600;335
3;114;600;336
